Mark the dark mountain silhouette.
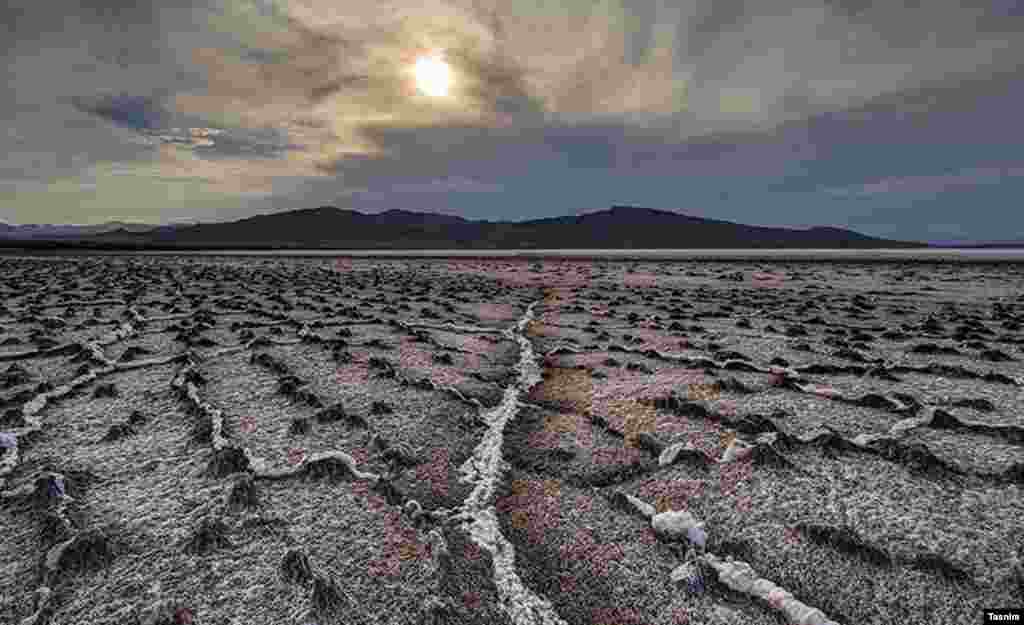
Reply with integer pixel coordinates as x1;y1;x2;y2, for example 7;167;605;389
0;206;929;249
0;221;160;239
927;239;1024;248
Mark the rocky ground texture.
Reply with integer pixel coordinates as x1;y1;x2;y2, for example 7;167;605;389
0;255;1022;625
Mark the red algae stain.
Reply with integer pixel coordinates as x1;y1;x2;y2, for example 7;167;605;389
414;448;451;498
369;509;428;578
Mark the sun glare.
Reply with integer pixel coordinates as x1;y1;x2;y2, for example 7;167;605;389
414;54;452;98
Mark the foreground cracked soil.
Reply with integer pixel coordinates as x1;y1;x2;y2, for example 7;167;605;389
1;255;1022;625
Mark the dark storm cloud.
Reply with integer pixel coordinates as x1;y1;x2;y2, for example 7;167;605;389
682;0;751;58
67;90;296;160
1;0;209;64
70;94;171;131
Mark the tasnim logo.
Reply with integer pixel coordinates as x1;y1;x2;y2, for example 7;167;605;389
985;611;1023;624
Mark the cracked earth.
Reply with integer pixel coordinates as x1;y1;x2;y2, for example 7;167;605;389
1;255;1022;625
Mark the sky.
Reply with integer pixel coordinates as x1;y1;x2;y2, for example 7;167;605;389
2;0;1022;241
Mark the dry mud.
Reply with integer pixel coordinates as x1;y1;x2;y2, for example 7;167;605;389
1;255;1022;625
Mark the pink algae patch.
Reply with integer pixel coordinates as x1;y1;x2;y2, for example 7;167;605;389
592;368;706;405
591;607;643;625
414;448;451;498
590;445;643;467
471;302;519;321
285;448;306;465
536;412;595;451
368;508;429;578
767;588;788;610
574;493;595;513
623;272;660;288
650;412;698;439
751;271;787;288
463;540;485;562
627;327;691;353
559;527;625;578
438;334;500;356
637;478;708;513
350;482;389;513
638;527;658;546
526;428;564;450
347;446;371;464
586;370;706;429
496;479;562;544
395;345;466;386
334;361;376;388
535;310;564;325
688;431;725;461
718;457;755;496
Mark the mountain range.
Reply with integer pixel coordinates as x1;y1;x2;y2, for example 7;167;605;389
0;221;161;239
0;206;936;249
923;239;1024;249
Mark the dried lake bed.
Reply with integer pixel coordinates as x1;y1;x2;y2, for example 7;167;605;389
1;254;1022;625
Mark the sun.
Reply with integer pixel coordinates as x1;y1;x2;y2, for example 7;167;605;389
413;53;453;98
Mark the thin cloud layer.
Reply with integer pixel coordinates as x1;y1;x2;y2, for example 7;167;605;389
824;167;1024;198
1;0;1022;239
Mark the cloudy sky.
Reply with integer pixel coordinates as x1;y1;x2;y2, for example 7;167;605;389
2;0;1022;241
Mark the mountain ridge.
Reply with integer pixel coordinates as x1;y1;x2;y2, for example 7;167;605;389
0;206;930;249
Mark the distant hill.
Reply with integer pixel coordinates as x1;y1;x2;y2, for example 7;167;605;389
0;206;929;249
0;221;162;239
927;239;1024;249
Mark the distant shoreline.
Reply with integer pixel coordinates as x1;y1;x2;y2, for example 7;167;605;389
2;247;1024;263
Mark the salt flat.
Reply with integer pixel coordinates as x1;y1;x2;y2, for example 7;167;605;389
0;254;1021;625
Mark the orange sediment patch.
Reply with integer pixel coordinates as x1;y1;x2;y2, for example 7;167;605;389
686;382;721;401
615;400;658;448
523;319;561;339
528;366;594;413
545;413;577;434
